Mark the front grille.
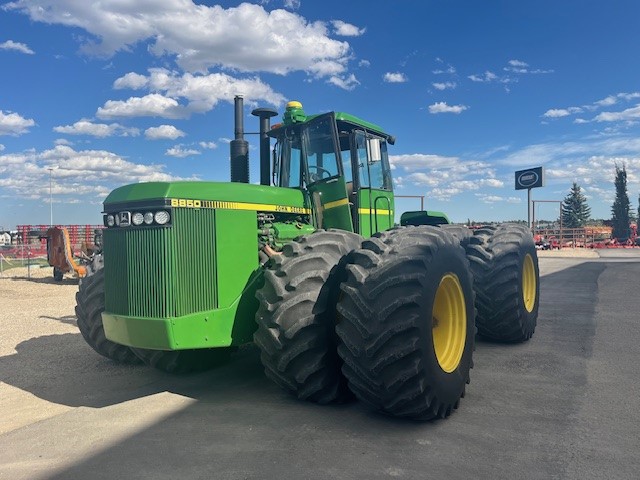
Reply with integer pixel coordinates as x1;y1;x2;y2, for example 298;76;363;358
104;208;217;318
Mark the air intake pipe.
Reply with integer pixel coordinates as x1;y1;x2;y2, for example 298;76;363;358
230;95;249;183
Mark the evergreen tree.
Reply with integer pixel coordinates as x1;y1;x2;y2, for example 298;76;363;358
611;165;631;241
561;182;591;228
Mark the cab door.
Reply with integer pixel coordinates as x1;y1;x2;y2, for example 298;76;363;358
302;115;354;232
353;131;394;237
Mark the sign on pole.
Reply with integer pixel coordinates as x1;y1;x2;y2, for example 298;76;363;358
515;167;544;228
515;167;544;190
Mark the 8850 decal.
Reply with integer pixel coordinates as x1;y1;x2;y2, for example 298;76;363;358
170;198;202;208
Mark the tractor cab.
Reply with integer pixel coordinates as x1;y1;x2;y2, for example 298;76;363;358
269;102;395;236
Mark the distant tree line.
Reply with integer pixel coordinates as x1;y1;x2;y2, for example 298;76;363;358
554;164;637;241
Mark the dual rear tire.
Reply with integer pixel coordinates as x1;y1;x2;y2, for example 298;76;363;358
465;224;539;342
336;227;475;419
255;224;539;419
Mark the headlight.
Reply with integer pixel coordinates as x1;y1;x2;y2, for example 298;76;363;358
106;215;115;227
154;210;170;225
143;212;154;225
131;212;144;226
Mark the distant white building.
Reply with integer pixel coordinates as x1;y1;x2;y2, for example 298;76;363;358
0;232;11;246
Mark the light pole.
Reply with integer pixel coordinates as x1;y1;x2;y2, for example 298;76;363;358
48;167;53;226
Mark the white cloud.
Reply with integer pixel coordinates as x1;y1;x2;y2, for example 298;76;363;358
383;72;408;83
0;144;4;151
389;152;502;201
468;71;498;83
433;66;456;75
0;145;196;203
165;145;200;157
543;109;571;118
428;102;468;114
199;141;217;149
543;92;640;123
618;92;640;101
145;125;186;140
331;20;365;37
508;59;528;68
4;1;352;78
391;153;464;172
358;59;370;68
594;104;640;123
54;120;140;137
328;74;360;90
54;138;72;146
595;95;617;107
97;94;183;119
475;194;522;204
0;39;34;54
426;187;462;200
432;82;456;91
284;0;301;10
543;107;583;118
432;58;456;75
504;59;529;74
113;72;148;90
104;69;286;119
0;110;35;136
504;59;553;75
495;137;640;207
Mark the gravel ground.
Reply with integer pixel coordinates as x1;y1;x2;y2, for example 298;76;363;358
0;266;78;358
0;266;81;437
2;254;640;479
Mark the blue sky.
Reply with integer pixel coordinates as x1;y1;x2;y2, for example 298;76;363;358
1;0;640;228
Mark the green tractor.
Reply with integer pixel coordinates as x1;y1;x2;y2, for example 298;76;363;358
75;97;540;420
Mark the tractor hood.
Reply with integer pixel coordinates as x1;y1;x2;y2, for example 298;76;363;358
103;181;307;211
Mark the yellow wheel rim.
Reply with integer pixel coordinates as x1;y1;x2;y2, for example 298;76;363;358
432;274;467;373
522;253;536;313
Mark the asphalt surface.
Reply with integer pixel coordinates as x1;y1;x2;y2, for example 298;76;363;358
2;250;640;479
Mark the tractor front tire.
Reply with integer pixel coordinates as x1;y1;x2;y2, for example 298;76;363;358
465;223;539;342
254;229;363;404
75;260;141;364
336;226;475;420
130;347;234;374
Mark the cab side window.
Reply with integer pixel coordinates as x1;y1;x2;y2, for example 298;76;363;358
354;131;392;190
278;136;303;188
367;137;392;190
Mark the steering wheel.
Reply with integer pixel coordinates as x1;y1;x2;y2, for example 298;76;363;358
308;165;332;182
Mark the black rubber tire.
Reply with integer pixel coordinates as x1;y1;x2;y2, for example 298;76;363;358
439;224;473;246
336;226;475;420
75;259;141;364
130;347;234;374
53;267;64;282
465;223;539;342
254;229;363;404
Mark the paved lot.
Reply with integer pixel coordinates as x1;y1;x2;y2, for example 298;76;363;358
1;251;640;479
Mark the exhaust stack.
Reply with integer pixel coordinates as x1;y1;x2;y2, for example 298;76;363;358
230;95;249;183
252;107;278;186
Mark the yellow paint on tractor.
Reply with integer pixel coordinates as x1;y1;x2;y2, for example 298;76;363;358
522;253;536;313
432;273;467;373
